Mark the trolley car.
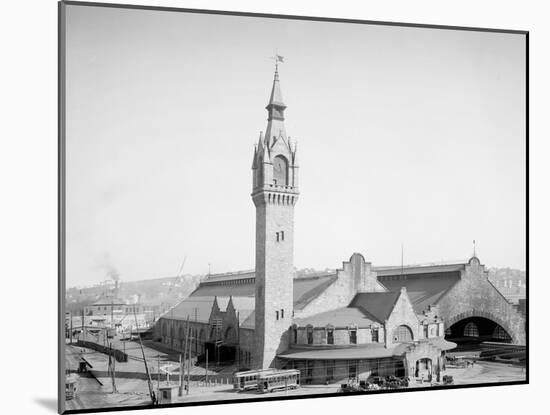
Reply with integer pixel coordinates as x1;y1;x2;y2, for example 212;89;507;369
233;369;272;391
258;369;300;393
234;369;300;393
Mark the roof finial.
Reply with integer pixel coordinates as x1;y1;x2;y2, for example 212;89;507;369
473;239;476;257
271;52;284;78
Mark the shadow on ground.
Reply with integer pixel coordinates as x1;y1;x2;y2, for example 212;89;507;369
34;397;57;413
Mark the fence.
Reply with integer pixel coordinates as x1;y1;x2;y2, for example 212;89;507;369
76;340;128;363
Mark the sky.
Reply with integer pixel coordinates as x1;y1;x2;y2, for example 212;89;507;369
64;4;526;288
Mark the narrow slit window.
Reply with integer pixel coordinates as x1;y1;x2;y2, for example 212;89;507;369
276;311;279;320
281;309;284;319
276;232;279;242
281;231;284;241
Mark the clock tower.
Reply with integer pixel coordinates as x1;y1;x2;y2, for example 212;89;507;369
251;65;299;368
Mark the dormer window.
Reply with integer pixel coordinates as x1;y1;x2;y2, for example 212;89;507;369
349;329;357;344
307;327;313;344
327;328;334;345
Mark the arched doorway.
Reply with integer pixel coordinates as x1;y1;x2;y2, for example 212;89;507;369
415;358;432;380
446;316;512;344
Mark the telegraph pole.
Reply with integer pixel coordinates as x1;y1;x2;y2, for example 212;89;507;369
205;349;209;384
178;353;183;396
180;316;190;396
157;354;161;397
185;316;191;395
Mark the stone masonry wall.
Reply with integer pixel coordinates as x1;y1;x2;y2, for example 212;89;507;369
437;257;526;344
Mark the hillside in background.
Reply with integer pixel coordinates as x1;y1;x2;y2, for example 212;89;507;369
65;266;526;314
65;274;203;314
487;267;526;304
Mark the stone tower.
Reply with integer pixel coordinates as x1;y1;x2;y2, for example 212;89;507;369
251;65;299;368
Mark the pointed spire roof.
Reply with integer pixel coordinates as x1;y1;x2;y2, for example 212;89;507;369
267;67;285;108
266;66;286;121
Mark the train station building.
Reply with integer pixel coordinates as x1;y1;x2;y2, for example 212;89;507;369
154;65;525;384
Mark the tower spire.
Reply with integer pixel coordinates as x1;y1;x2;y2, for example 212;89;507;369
266;55;286;121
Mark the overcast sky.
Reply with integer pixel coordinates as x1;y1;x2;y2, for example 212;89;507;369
64;4;526;288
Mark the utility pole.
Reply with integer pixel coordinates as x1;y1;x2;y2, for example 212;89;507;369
81;309;85;341
69;312;73;344
133;306;155;405
111;299;114;333
186;331;191;395
110;342;118;393
205;349;209;384
180;316;190;396
179;353;183;396
157;354;161;397
237;311;240;367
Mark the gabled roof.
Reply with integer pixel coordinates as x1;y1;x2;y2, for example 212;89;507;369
374;260;467;276
163;296;215;323
349;292;401;323
189;272;337;311
378;273;460;314
294;274;338;310
294;306;376;328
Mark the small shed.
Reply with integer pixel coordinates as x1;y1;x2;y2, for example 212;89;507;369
65;374;80;400
158;383;180;404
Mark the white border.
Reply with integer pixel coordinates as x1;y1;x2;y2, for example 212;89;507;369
1;1;545;414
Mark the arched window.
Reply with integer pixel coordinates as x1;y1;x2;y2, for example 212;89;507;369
393;325;414;342
273;155;288;186
493;325;511;341
464;322;479;337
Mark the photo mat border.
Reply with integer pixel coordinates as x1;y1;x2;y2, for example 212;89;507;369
57;1;529;413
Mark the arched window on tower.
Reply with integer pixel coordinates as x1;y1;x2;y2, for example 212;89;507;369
273;155;288;186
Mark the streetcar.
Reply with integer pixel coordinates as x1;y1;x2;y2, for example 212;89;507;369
257;369;300;393
233;369;273;391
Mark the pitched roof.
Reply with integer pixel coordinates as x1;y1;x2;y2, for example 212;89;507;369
267;69;285;108
294;274;338;310
189;272;337;311
294;306;376;328
349;292;401;323
378;273;460;314
374;260;466;276
163;296;215;323
278;344;394;360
